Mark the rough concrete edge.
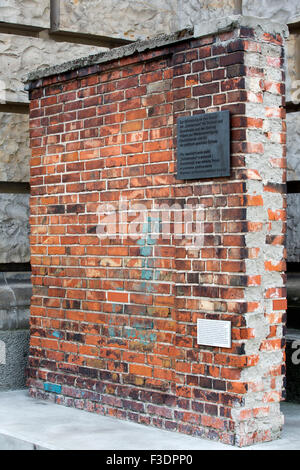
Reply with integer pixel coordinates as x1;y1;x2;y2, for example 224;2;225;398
24;15;289;87
288;16;300;27
23;28;194;87
0;431;54;450
194;15;289;39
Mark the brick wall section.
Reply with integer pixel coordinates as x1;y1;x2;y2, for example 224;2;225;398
27;21;287;447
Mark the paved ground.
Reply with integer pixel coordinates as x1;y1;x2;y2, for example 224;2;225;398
0;390;299;450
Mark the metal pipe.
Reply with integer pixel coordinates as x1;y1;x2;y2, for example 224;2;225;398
233;0;243;15
50;0;60;31
296;35;300;81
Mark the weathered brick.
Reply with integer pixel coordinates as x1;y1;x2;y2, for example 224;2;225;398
27;21;286;449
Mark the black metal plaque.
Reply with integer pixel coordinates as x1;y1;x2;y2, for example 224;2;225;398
176;111;230;180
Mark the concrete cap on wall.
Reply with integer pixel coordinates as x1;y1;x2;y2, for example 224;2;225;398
24;15;289;89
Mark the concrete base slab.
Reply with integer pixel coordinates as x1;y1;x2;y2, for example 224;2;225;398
0;390;299;450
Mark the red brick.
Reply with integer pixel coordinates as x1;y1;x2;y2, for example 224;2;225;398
28;28;287;448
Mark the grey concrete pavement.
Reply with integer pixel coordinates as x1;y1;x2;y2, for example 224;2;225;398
0;390;299;450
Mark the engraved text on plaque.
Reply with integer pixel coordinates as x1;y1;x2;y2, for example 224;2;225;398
176;111;230;180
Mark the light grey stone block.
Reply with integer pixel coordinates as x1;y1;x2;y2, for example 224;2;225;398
0;272;31;330
243;0;300;23
0;0;50;28
287;193;300;262
178;0;300;28
178;0;239;28
0;308;30;331
0;113;30;182
286;33;299;103
1;33;104;103
60;0;178;40
0;271;31;391
287;113;300;182
0;193;30;264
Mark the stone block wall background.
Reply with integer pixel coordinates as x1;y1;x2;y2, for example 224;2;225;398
0;0;298;410
0;0;298;267
27;18;287;446
0;0;49;27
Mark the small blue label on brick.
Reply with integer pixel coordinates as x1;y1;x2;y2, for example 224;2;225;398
44;383;62;394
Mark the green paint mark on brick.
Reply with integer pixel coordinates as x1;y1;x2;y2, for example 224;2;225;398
133;321;154;330
124;327;136;339
140;246;152;257
108;326;115;337
147;236;157;245
142;269;153;280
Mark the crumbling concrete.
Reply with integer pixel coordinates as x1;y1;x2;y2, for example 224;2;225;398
25;15;289;84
